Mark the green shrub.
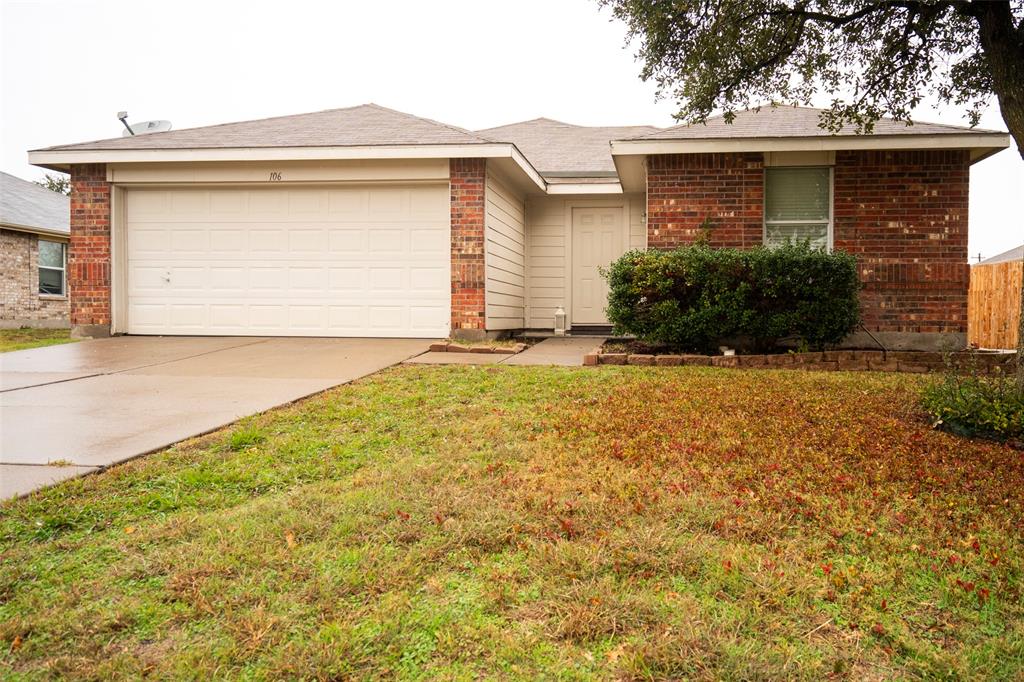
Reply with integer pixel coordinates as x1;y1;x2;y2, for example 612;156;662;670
921;363;1024;442
604;242;861;352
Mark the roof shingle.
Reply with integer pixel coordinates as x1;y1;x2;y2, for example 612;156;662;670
0;171;69;235
477;118;660;176
979;244;1024;265
632;105;1005;141
36;104;493;152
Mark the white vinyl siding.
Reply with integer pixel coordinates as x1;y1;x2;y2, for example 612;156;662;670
484;167;526;330
764;167;832;250
524;194;644;329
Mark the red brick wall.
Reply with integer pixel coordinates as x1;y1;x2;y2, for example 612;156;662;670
833;150;970;333
646;153;764;249
645;150;971;334
69;164;111;331
450;158;486;333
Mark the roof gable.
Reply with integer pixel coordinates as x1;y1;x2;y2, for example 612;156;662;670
37;104;494;152
478;118;660;176
633;105;1006;141
0;172;69;234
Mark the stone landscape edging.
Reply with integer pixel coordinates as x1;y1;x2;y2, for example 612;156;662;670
582;348;1016;374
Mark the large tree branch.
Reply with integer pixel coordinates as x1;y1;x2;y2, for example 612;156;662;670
763;0;974;26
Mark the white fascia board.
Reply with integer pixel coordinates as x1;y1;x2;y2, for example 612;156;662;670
610;133;1011;159
28;143;513;165
0;222;70;239
508;146;547;191
546;183;623;195
29;142;549;192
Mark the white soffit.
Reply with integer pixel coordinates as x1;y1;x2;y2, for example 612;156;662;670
546;182;623;195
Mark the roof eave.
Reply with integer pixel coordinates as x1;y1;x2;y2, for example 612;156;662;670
27;143;548;192
0;221;70;239
610;132;1011;164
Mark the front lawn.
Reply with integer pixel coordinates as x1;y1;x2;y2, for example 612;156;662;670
0;327;76;353
1;366;1022;679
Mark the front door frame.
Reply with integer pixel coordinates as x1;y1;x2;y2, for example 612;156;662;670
565;198;630;329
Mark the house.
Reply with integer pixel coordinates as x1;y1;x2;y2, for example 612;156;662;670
0;171;70;329
28;103;1009;349
978;244;1024;265
968;243;1023;350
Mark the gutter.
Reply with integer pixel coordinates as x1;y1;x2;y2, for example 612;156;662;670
28;142;549;193
609;132;1011;164
0;222;70;239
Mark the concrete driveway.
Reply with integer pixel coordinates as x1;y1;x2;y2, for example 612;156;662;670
0;336;430;499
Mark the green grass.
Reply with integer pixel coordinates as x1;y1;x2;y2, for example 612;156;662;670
1;366;1022;679
0;328;76;353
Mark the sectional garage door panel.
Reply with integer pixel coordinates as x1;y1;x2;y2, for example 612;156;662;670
124;186;450;337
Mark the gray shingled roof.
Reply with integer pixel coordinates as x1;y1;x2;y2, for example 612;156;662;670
979;244;1024;265
0;171;69;235
632;105;1005;141
36;104;493;152
477;118;660;176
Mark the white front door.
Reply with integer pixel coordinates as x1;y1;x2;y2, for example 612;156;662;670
123;184;450;337
571;206;625;326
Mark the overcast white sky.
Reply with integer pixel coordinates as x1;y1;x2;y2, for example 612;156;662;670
2;0;1021;259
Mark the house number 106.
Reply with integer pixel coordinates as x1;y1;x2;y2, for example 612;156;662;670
268;171;283;181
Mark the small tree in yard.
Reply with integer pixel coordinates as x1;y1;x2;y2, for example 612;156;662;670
35;173;70;196
599;0;1024;385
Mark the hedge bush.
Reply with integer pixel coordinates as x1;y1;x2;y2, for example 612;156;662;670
604;242;861;352
921;364;1024;442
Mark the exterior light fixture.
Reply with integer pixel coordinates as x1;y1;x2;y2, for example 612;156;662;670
554;307;567;336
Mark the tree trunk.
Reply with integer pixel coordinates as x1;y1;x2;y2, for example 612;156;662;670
1019;251;1024;387
972;1;1024;386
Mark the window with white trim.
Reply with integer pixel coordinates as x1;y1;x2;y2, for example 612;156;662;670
38;239;66;296
764;167;832;250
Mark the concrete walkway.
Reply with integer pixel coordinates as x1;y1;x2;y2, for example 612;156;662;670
1;336;430;499
405;336;604;368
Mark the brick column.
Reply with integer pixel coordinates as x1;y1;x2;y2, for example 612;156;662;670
833;150;970;345
69;164;112;337
450;158;486;339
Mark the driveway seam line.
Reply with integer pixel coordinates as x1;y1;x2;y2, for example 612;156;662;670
0;372;106;394
101;338;269;376
0;338;269;394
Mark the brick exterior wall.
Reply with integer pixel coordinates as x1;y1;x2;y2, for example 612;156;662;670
69;164;112;334
645;150;971;337
450;158;486;335
0;229;70;327
646;152;764;249
833;149;970;334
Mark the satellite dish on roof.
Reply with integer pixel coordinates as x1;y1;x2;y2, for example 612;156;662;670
117;111;171;136
121;120;172;137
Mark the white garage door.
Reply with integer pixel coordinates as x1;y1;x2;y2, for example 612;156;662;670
124;185;450;337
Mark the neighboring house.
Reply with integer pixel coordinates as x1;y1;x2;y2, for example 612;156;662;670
968;244;1023;350
28;103;1009;349
978;244;1024;265
0;171;70;329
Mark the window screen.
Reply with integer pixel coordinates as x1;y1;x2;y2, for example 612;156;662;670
38;240;66;295
764;167;831;250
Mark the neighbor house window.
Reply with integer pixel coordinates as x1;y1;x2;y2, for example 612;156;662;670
38;239;66;296
764;167;832;250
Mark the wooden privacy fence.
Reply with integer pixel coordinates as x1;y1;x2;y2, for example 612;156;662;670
968;260;1022;350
